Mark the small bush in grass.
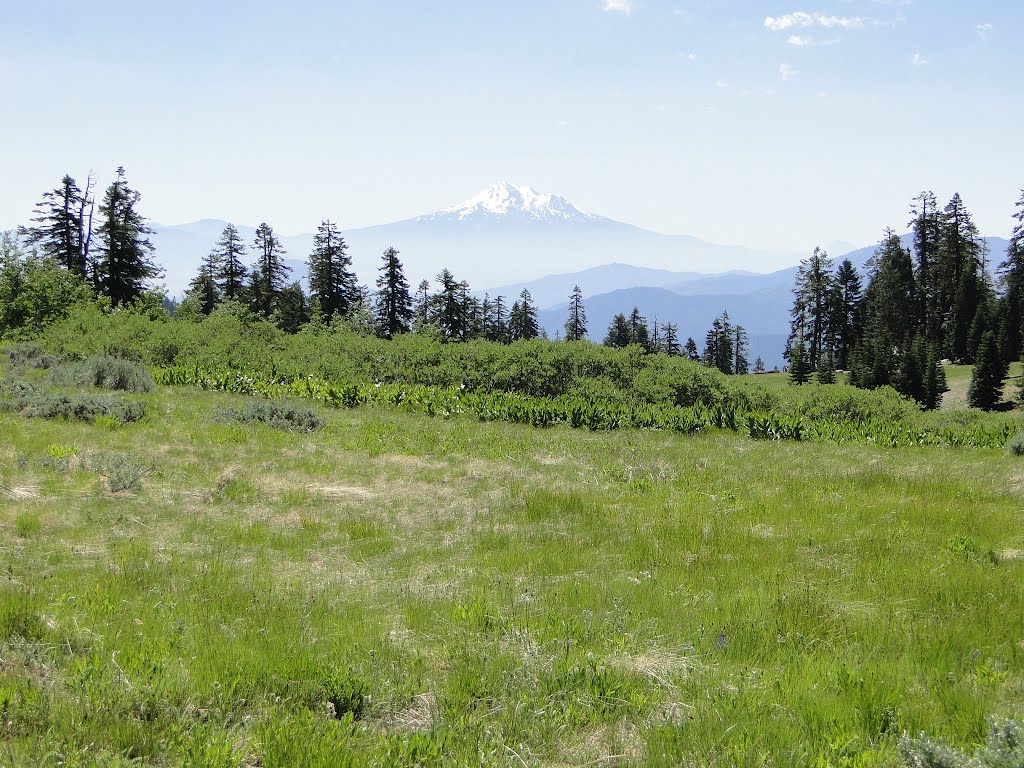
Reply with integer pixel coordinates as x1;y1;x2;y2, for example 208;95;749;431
89;452;153;493
5;343;59;369
321;668;368;720
1005;431;1024;456
222;400;325;432
52;355;154;393
2;393;146;424
900;719;1024;767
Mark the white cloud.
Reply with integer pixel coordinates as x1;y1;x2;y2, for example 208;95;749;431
603;0;633;13
715;79;729;88
786;34;840;47
764;12;885;32
912;52;927;67
684;51;697;61
977;22;993;40
779;64;800;81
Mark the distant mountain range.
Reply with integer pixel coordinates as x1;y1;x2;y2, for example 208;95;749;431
147;184;1009;370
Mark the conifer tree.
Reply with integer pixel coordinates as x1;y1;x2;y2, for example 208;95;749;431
787;247;833;371
430;269;473;341
275;281;309;333
908;190;942;342
95;167;161;306
733;323;749;375
211;224;248;303
753;356;766;374
703;311;734;374
998;190;1024;363
939;194;986;360
816;349;836;384
788;337;810;385
415;279;431;325
251;223;290;317
20;173;95;281
626;307;650;350
661;322;681;356
603;313;631;348
684;337;700;361
509;289;540;340
186;250;221;315
484;294;508;343
308;220;358;322
564;285;587;341
967;331;1006;410
829;259;862;369
374;247;413;339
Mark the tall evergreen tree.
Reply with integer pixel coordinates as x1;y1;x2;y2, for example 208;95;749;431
186;250;221;315
95;167;160;306
484;294;508;343
938;194;986;360
275;281;310;333
684;337;700;361
829;259;862;370
753;356;766;374
703;311;734;374
627;306;651;350
430;269;473;341
733;323;749;375
509;289;540;340
211;224;248;302
967;331;1006;411
788;337;810;385
787;247;834;371
908;190;942;343
374;247;413;339
308;220;358;323
415;279;431;325
564;285;588;341
20;173;95;281
661;322;681;356
251;223;290;316
997;189;1024;363
603;313;631;348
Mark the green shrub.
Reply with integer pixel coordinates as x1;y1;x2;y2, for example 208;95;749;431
52;355;155;393
1006;432;1024;456
223;400;326;432
900;719;1024;767
2;393;146;424
5;342;59;369
321;669;368;720
89;452;153;493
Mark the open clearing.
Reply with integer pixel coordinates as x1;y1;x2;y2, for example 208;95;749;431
1;376;1022;766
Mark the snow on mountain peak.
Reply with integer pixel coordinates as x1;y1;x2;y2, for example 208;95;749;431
423;182;604;224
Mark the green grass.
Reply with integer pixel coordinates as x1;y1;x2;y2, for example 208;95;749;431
1;365;1023;766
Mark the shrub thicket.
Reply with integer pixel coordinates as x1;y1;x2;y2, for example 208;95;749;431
223;400;326;432
2;392;146;424
52;355;155;393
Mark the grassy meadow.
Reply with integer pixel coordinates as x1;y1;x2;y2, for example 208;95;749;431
1;352;1023;766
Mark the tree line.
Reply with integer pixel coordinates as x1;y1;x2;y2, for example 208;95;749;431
786;190;1024;410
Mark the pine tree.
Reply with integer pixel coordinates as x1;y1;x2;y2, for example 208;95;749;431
816;349;836;384
95;167;161;306
908;190;942;343
19;173;95;281
967;331;1006;410
251;223;290;317
788;337;810;385
661;322;681;356
829;259;862;370
787;247;834;371
625;307;650;350
484;294;508;343
275;281;309;333
939;194;986;360
509;289;540;340
703;311;734;374
603;313;631;348
753;356;766;374
684;337;700;361
374;247;413;339
998;190;1024;363
733;323;749;375
564;285;588;341
186;250;221;315
308;220;358;323
208;224;248;303
431;269;473;341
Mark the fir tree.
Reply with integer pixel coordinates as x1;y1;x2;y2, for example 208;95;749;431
20;173;95;281
998;189;1024;363
603;313;631;347
661;322;681;356
829;259;862;370
816;349;836;384
308;220;358;322
374;247;413;339
275;281;309;333
703;311;734;374
627;306;650;350
939;194;986;360
753;356;766;374
95;167;161;306
908;190;942;343
485;294;508;343
684;337;700;361
211;224;248;303
430;269;473;341
787;247;833;371
733;323;749;375
967;331;1006;411
509;289;540;340
788;337;810;385
186;250;221;315
564;285;587;341
251;223;290;317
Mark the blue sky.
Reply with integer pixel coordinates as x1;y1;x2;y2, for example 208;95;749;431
2;0;1021;258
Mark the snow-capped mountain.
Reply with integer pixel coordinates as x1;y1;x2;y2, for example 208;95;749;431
420;182;610;225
